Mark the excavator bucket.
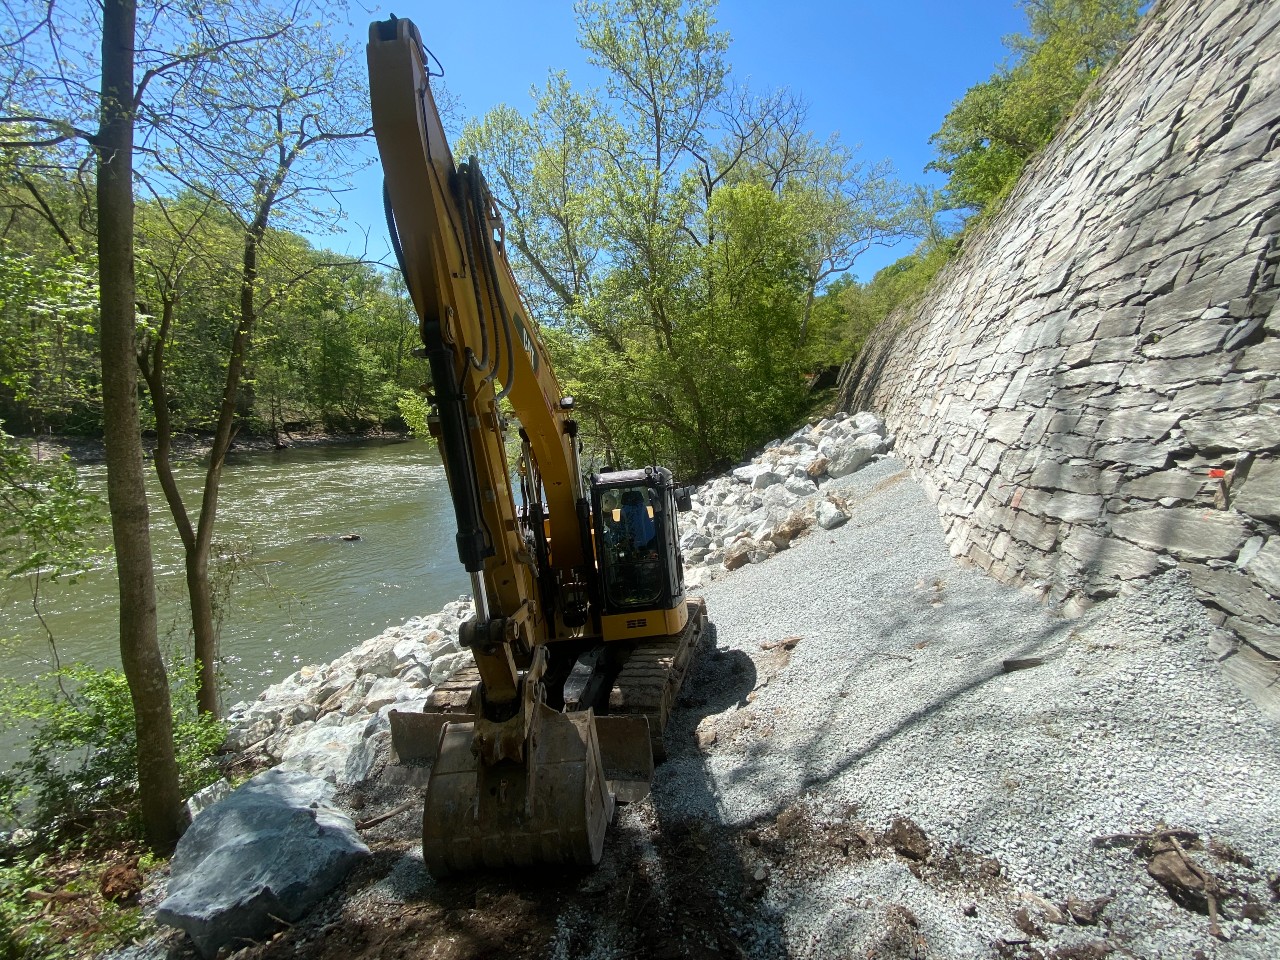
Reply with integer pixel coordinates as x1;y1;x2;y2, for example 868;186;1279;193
422;704;614;876
594;715;654;803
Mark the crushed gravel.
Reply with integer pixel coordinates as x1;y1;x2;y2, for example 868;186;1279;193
650;456;1280;959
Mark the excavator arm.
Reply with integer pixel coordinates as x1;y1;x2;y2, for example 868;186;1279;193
369;18;589;671
369;16;613;872
368;16;707;875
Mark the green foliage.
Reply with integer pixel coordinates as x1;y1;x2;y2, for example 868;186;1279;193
928;0;1143;213
0;182;427;442
397;392;432;440
0;847;154;960
810;240;958;366
0;663;225;841
0;853;53;960
0;425;102;582
463;0;912;477
0;241;100;434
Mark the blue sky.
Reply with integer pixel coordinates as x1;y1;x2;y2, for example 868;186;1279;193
323;1;1028;282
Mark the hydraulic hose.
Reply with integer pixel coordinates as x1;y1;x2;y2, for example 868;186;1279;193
469;157;517;402
382;178;410;289
456;164;494;380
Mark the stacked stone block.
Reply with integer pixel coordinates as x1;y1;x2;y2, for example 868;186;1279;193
837;0;1279;672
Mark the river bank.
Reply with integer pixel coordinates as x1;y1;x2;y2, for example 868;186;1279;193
22;426;414;466
0;439;467;772
99;413;1280;960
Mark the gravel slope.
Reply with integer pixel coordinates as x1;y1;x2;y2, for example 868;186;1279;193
641;457;1280;959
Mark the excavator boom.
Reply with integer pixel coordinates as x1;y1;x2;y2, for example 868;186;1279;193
368;16;707;875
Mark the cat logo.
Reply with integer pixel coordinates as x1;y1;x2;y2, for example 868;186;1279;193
514;312;538;372
625;618;648;630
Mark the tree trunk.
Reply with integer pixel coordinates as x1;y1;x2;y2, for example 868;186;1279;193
185;549;218;713
798;281;817;347
185;218;266;716
96;0;184;853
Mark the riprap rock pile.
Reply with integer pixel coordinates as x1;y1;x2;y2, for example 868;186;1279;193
681;411;893;584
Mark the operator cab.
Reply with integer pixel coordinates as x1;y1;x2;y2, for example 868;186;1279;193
590;467;693;641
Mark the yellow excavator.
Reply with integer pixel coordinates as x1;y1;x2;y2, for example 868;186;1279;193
367;17;708;875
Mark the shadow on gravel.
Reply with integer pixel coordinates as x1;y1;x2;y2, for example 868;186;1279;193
790;601;1072;810
614;623;794;959
224;625;788;960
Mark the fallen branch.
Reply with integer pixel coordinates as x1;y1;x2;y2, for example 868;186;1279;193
357;799;416;831
1169;835;1223;939
23;889;88;904
761;636;803;651
1091;827;1200;848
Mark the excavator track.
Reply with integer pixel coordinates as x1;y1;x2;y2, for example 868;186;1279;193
392;598;708;763
424;667;482;712
607;598;708;760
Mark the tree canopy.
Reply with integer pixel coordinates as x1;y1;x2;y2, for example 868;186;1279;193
928;0;1144;214
462;0;913;477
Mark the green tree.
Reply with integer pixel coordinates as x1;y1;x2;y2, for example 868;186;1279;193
0;423;100;583
0;243;99;434
462;0;912;476
0;0;324;849
928;0;1143;213
134;2;372;716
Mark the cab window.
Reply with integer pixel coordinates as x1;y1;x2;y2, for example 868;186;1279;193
599;485;662;608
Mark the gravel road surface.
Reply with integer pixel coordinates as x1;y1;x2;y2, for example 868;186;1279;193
632;457;1280;959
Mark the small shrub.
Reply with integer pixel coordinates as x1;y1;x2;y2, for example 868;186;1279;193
396;390;432;440
0;844;154;960
0;662;225;843
0;853;55;960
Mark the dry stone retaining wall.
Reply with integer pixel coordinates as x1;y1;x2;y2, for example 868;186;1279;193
836;0;1280;678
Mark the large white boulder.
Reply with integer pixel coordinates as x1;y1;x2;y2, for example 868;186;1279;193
826;444;875;479
279;719;385;784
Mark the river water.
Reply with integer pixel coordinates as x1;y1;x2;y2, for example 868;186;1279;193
1;440;468;746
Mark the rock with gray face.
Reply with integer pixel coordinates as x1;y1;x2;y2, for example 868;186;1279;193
761;483;799;508
157;768;370;959
750;469;784;490
1234;459;1280;522
826;444;875;480
430;650;475;684
817;436;842;459
363;675;411;713
184;779;233;822
731;463;773;486
279;719;386;785
816;499;850;530
848;411;887;438
680;529;712;550
784;475;819;498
